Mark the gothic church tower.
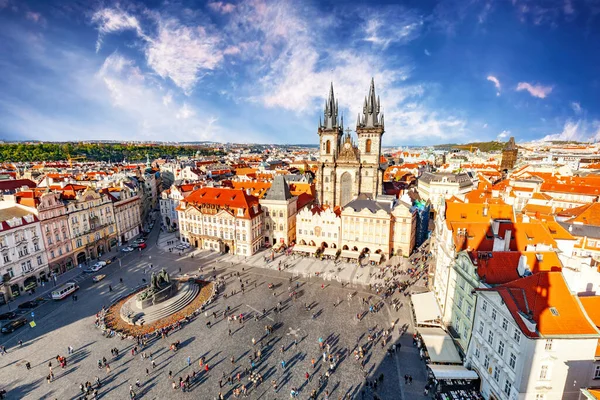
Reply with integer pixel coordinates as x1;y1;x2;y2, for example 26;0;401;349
316;79;385;207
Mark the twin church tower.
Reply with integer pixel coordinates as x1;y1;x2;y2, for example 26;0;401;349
315;78;385;207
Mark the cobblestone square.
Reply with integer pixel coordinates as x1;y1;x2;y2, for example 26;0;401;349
0;229;429;400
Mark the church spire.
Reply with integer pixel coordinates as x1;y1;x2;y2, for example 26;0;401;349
322;82;339;130
357;77;382;129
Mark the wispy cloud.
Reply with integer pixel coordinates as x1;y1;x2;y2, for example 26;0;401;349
571;101;582;114
542;119;600;142
91;8;146;52
145;17;223;94
516;82;553;98
424;49;431;56
497;130;509;140
207;2;236;14
92;8;224;94
486;75;501;96
97;52;220;141
362;8;423;49
512;0;579;26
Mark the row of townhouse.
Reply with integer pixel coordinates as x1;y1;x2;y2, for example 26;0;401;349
430;200;600;399
0;179;146;303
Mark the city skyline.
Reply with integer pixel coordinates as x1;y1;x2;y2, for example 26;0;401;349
1;0;600;145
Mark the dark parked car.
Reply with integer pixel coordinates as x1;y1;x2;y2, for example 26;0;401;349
17;300;38;310
1;317;27;334
0;312;16;321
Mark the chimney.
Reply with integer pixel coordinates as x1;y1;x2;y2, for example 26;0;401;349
504;230;512;251
517;255;528;276
492;220;500;236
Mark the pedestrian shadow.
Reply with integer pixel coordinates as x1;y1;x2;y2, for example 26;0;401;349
179;336;195;349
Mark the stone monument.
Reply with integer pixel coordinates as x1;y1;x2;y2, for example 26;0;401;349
136;269;177;309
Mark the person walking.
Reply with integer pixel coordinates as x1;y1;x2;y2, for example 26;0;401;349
187;356;191;367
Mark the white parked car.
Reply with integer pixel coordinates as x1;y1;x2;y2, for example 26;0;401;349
121;246;134;253
133;238;146;244
95;261;107;267
84;264;104;273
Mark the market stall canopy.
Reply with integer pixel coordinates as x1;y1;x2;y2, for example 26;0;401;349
293;245;317;253
411;292;442;325
323;248;338;257
369;253;382;263
340;250;360;259
418;327;462;364
428;365;479;380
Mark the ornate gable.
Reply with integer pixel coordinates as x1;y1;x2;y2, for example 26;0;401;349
337;134;360;163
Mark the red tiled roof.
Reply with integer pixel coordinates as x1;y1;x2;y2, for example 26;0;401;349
0;179;37;191
487;272;599;338
475;251;562;285
182;187;261;219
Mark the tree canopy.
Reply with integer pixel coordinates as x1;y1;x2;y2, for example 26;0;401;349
0;143;221;162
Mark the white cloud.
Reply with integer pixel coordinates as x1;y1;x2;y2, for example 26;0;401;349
542;119;600;142
516;81;553;98
224;0;463;143
91;8;146;52
486;75;501;96
145;18;223;94
223;45;241;55
424;49;431;56
96;52;220;141
483;123;488;128
361;7;423;49
92;8;224;94
176;103;195;119
497;130;510;140
208;2;236;14
571;101;581;114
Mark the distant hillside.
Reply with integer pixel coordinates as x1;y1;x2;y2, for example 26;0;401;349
434;141;506;152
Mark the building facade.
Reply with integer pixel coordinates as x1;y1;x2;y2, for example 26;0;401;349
316;80;384;207
178;187;263;256
296;205;341;248
36;192;74;275
106;186;142;246
465;272;599;400
65;186;117;265
260;176;298;247
417;172;475;211
0;206;49;303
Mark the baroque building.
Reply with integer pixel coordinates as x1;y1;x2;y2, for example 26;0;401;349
316;79;384;207
177;187;263;256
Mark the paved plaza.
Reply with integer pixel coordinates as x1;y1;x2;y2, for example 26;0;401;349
0;224;431;400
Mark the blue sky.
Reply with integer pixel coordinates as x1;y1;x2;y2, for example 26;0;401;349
1;0;599;146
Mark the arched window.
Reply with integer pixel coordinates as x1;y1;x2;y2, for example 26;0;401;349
365;139;372;153
326;140;331;154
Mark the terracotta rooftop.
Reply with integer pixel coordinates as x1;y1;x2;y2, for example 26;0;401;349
488;272;599;338
475;251;562;285
558;203;600;226
182;187;261;219
445;202;514;224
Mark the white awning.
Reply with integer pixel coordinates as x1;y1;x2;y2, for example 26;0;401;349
369;253;382;263
323;248;338;256
418;327;462;364
340;250;360;259
411;291;442;325
293;245;317;253
427;365;479;380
